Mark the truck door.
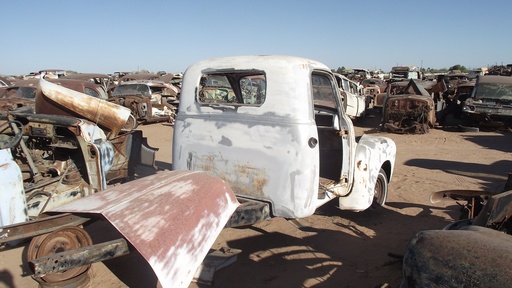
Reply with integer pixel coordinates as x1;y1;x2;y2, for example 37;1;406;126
312;72;355;199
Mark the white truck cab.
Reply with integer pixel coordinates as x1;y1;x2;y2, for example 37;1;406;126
173;55;396;226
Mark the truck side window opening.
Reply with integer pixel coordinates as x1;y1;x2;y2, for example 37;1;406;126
311;73;343;181
312;74;337;105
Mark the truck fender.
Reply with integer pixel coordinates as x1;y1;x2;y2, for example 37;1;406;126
49;170;239;288
339;134;396;211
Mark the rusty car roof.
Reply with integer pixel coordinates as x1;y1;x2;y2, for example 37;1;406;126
62;73;111;80
119;73;161;82
118;80;174;88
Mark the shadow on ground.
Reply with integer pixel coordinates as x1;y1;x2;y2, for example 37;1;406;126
206;199;454;288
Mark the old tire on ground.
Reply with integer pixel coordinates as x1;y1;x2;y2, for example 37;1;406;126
371;168;388;209
457;125;479;133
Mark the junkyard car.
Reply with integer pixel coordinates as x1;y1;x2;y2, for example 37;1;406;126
347;68;371;82
0;78;111;113
361;78;388;109
462;75;512;129
0;78;236;288
61;73;112;92
438;81;475;126
1;78;109;101
0;78;157;221
109;80;177;124
173;55;396;226
389;66;422;81
381;79;435;134
334;73;367;118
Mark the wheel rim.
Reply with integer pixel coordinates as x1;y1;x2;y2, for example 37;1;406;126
373;172;387;207
374;177;383;205
27;226;92;284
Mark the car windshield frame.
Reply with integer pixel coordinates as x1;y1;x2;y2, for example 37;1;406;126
474;82;512;101
112;84;151;97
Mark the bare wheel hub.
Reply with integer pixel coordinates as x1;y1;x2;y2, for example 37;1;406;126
27;226;93;287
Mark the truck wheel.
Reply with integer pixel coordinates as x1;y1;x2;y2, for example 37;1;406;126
372;168;388;209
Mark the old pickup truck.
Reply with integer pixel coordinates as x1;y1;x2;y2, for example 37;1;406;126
173;55;397;226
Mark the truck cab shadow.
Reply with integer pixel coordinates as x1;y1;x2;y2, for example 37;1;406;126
209;199;454;288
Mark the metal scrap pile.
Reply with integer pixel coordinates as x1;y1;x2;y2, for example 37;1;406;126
0;78;157;222
486;64;512;76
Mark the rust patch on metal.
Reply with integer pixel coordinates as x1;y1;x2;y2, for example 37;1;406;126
356;160;367;171
36;78;131;137
381;79;435;134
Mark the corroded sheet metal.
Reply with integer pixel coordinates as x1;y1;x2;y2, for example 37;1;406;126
49;170;239;288
473;190;512;228
0;98;35;112
37;78;132;136
0;213;90;244
402;226;512;288
382;95;434;134
31;238;129;278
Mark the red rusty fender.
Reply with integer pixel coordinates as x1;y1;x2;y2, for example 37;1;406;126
37;77;132;136
48;170;239;288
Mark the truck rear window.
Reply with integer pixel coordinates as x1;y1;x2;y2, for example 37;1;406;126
198;73;266;106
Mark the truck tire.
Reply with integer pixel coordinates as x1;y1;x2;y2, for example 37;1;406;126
371;168;388;209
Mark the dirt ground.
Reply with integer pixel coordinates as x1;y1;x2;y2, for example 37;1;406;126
1;112;511;288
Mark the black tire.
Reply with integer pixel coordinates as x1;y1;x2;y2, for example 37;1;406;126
457;125;479;133
371;168;388;209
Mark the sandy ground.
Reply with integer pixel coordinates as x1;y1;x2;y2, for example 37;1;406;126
1;112;511;288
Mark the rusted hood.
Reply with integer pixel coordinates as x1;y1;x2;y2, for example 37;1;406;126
36;78;132;136
399;79;431;97
48;170;239;288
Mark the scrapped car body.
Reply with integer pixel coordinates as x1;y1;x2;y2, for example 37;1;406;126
462;75;512;129
118;72;161;84
361;78;388;109
0;78;157;221
36;78;132;137
347;68;371;82
173;55;396;225
0;78;110;113
334;73;367;118
0;170;239;288
445;72;469;95
402;180;512;288
61;73;112;94
109;80;177;124
381;79;435;134
1;112;115;219
389;66;421;81
438;81;475;125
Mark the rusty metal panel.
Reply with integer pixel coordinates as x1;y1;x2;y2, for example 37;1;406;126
31;238;129;278
0;213;90;244
473;190;512;228
49;170;239;288
36;78;132;136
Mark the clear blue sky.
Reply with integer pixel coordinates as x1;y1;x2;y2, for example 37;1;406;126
1;0;510;75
